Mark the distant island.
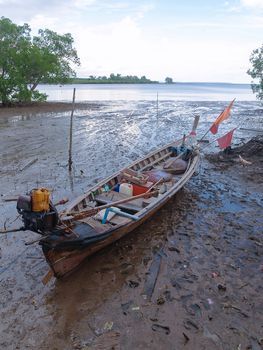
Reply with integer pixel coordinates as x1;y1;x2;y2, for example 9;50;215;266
70;73;159;84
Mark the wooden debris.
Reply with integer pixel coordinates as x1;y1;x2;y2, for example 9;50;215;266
142;251;162;300
2;195;19;202
42;269;54;285
240;127;263;133
19;157;38;172
0;227;24;234
239;155;252;165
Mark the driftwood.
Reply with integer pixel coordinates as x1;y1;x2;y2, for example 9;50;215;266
239;155;252;165
0;227;25;234
20;158;38;172
2;195;19;202
143;251;162;300
42;269;54;285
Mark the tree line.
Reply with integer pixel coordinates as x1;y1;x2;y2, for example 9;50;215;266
0;16;263;105
71;74;158;84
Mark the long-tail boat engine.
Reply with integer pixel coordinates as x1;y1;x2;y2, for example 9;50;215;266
16;188;59;234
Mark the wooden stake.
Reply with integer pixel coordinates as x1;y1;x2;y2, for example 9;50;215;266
192;114;200;134
157;92;159;120
68;88;76;172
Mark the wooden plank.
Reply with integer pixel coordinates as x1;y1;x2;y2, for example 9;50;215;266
143;251;162;300
78;217;112;233
2;195;19;202
42;269;54;285
20;158;38;172
109;215;131;225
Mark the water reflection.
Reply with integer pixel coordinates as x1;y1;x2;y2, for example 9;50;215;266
37;83;255;102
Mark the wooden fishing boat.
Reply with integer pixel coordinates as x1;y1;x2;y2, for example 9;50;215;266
7;116;200;280
37;136;200;278
4;102;239;281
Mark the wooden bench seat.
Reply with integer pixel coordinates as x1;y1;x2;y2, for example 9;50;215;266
109;215;132;225
78;217;112;233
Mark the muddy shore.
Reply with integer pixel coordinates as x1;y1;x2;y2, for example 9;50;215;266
0;101;262;350
0;102;99;118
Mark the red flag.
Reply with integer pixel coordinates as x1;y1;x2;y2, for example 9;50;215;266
210;99;235;135
217;128;236;149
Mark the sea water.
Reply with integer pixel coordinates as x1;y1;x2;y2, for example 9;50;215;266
38;82;255;102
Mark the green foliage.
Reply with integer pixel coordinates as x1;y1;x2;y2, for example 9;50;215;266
71;74;158;84
0;17;80;105
165;77;173;84
247;44;263;101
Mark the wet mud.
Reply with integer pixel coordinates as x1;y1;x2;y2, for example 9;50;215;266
0;100;263;349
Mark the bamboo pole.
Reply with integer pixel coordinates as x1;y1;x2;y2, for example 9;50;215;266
62;190;160;221
157;92;159;120
68;88;76;172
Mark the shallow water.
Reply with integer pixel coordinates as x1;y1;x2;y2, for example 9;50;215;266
0;100;263;349
38;83;255;102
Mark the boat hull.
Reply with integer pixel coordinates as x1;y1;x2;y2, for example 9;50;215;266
42;153;199;278
43;197;163;278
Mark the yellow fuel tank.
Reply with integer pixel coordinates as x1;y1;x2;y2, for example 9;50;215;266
31;188;50;212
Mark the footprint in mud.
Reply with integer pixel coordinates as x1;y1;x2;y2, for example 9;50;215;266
183;319;199;332
151;323;171;335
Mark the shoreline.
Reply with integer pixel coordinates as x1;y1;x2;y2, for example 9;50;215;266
0;100;262;349
0;101;97;118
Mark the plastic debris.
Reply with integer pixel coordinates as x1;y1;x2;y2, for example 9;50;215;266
103;321;113;331
131;306;140;311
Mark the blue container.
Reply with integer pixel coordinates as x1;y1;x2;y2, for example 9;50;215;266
113;184;120;192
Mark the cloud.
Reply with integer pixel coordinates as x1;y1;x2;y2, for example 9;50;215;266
240;0;263;9
0;0;259;82
29;15;59;33
72;0;97;7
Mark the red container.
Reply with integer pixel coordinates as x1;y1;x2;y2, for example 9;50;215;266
132;184;149;195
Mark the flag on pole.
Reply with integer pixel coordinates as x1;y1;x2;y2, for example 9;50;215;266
210;99;235;135
216;128;236;149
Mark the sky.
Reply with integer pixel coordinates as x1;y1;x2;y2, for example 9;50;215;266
1;0;263;83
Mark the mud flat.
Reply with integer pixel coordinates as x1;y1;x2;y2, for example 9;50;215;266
0;101;262;349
